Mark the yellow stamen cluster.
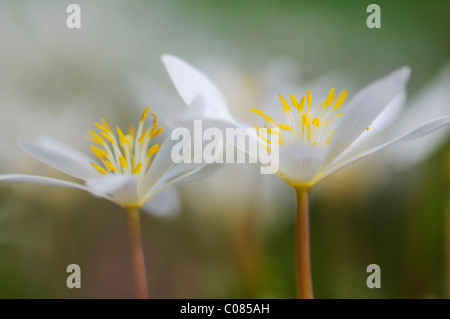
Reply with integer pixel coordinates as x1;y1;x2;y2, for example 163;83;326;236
88;106;162;177
251;88;347;149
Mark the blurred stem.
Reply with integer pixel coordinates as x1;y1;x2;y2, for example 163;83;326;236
126;207;149;299
232;205;264;297
295;187;313;299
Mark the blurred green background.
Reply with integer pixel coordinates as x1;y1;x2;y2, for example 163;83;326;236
0;0;449;298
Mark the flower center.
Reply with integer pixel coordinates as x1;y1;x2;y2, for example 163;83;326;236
250;88;347;149
88;107;162;177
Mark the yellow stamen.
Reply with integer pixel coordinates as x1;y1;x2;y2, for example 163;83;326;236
133;162;142;174
298;96;305;111
141;106;150;122
333;90;347;109
116;126;127;144
138;131;147;144
255;126;278;135
101;131;115;144
312;117;320;127
302;114;309;127
150;126;163;138
366;127;370;131
95;122;110;133
330;112;344;121
250;108;276;124
254;90;346;149
149;122;158;133
88;109;165;180
290;94;299;110
151;112;158;125
119;156;128;167
279;124;293;131
88;130;104;145
278;138;283;146
90;145;108;159
101;118;112;132
279;94;291;112
257;131;271;145
90;162;107;174
325;130;335;144
306;90;312;108
104;161;116;172
264;126;280;135
146;144;159;158
325;87;334;107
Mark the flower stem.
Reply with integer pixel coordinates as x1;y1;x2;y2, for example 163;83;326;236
294;187;314;299
126;207;149;299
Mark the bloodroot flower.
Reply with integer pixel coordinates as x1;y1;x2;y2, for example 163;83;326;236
0;107;209;298
162;54;450;299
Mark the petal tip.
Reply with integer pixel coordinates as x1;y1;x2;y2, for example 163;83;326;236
17;137;31;151
161;53;171;62
161;54;182;67
398;65;411;82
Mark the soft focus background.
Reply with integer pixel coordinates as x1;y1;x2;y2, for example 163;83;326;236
0;0;449;298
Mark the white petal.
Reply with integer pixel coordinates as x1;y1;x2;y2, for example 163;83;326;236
173;163;222;184
165;95;207;127
394;64;450;132
140;136;178;196
228;126;259;162
0;174;90;192
161;54;234;122
151;163;209;195
37;135;94;166
85;175;138;206
315;115;450;184
19;138;97;180
277;144;326;185
141;187;180;218
347;92;406;150
321;67;411;170
382;64;450;167
384;128;449;167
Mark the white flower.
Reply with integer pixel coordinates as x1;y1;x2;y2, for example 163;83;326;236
161;54;450;188
0;108;209;216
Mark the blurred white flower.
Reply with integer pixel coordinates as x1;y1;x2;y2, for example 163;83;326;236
0;108;210;217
